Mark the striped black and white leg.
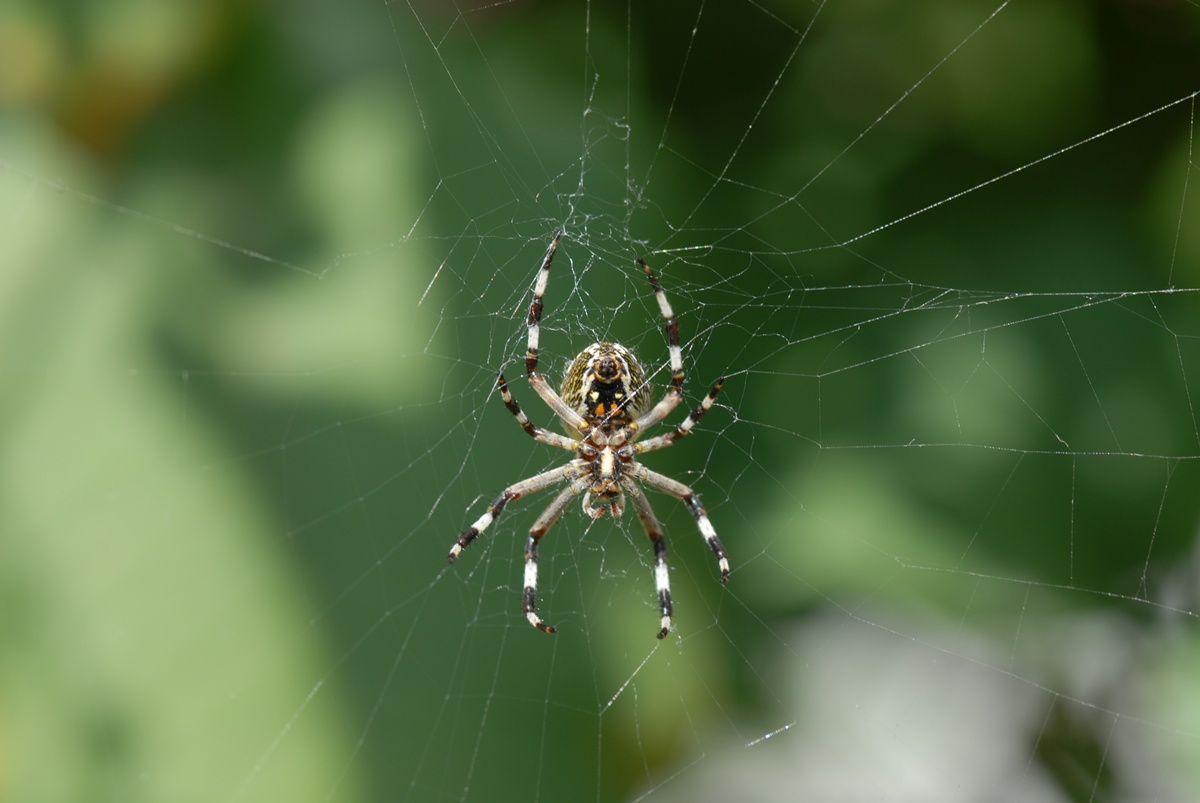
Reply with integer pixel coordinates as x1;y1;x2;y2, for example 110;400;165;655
637;258;685;394
523;478;587;634
636;465;731;583
525;233;559;377
632;258;688;429
635;376;726;454
497;372;577;451
630;488;673;638
522;234;592;432
447;466;570;563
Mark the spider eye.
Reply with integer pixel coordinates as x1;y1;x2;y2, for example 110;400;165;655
593;356;622;382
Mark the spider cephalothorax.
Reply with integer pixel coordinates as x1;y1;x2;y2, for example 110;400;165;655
447;234;729;639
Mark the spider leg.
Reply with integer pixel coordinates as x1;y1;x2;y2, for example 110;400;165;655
524;233;559;378
632;259;685;430
447;465;575;563
497;372;577;451
628;486;673;639
524;234;592;433
524;476;590;634
634;465;730;583
636;376;726;454
638;258;684;394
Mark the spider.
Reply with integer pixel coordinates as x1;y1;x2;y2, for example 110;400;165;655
447;234;729;639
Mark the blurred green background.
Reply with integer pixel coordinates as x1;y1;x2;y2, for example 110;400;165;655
2;0;1200;801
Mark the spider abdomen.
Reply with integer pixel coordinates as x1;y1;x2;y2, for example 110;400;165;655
560;342;652;426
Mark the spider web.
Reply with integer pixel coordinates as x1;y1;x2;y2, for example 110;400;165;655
3;0;1200;801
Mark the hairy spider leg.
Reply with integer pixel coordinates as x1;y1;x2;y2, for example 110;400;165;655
496;372;577;451
630;259;686;431
447;466;576;562
637;376;726;454
629;488;673;638
523;233;591;433
638;258;684;394
634;465;730;583
524;233;557;377
523;475;589;634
